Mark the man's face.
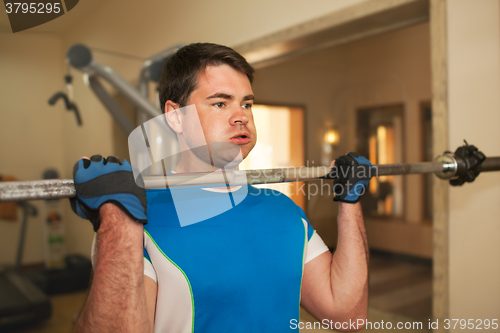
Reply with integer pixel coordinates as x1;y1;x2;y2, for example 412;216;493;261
182;64;257;169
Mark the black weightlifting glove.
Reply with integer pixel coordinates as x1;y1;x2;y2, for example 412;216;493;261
333;152;375;203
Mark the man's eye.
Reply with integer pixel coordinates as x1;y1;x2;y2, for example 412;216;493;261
243;103;253;110
213;102;225;108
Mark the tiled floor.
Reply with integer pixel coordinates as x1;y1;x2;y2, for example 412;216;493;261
14;252;432;332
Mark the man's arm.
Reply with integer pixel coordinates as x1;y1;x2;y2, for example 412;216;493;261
300;202;368;331
74;203;150;333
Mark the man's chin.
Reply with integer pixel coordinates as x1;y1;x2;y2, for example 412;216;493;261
207;142;244;169
211;149;244;170
212;158;243;170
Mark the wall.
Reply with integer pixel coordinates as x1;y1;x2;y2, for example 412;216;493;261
2;0;435;262
0;33;65;265
447;0;500;322
57;0;370;257
252;23;432;255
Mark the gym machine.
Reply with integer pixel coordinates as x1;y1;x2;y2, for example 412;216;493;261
0;43;184;331
0;201;51;332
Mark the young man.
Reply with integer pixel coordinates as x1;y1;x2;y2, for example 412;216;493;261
71;43;371;333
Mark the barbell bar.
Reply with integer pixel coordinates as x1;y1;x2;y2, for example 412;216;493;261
1;147;499;203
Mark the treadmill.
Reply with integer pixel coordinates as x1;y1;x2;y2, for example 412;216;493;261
0;201;52;331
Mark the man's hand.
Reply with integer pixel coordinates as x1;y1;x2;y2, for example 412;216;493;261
72;156;151;333
70;155;147;231
301;154;371;329
333;152;374;204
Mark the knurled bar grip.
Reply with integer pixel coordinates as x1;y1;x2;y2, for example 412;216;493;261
2;157;500;202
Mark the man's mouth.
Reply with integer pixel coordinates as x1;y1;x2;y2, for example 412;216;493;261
230;134;251;144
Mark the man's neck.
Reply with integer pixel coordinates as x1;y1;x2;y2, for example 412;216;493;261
173;157;240;174
173;157;243;193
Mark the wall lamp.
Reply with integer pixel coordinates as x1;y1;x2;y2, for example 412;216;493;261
322;128;340;159
324;128;340;146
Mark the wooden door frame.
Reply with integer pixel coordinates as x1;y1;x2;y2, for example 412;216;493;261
430;0;449;331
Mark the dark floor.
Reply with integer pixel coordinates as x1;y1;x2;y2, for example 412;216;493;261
12;289;87;333
368;251;432;322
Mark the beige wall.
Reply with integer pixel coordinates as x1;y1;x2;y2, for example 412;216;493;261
1;0;371;262
447;0;500;321
252;23;432;254
61;0;369;81
0;33;65;265
59;0;371;258
2;0;498;320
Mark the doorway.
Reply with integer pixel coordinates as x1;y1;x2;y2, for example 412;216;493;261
242;8;434;328
243;104;306;210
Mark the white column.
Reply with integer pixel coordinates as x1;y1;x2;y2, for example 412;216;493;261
447;0;500;322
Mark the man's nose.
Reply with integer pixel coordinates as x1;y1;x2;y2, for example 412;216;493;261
229;106;249;125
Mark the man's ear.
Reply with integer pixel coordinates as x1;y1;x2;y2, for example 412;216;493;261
165;100;182;134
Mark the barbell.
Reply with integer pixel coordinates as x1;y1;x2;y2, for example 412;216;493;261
1;142;499;203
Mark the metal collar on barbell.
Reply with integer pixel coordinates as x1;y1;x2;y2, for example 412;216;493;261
434;153;458;180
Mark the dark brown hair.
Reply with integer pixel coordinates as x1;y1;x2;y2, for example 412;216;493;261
159;43;254;111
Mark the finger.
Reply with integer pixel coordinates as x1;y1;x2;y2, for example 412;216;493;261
74;157;91;172
90;155;103;162
106;156;121;164
330;160;336;167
